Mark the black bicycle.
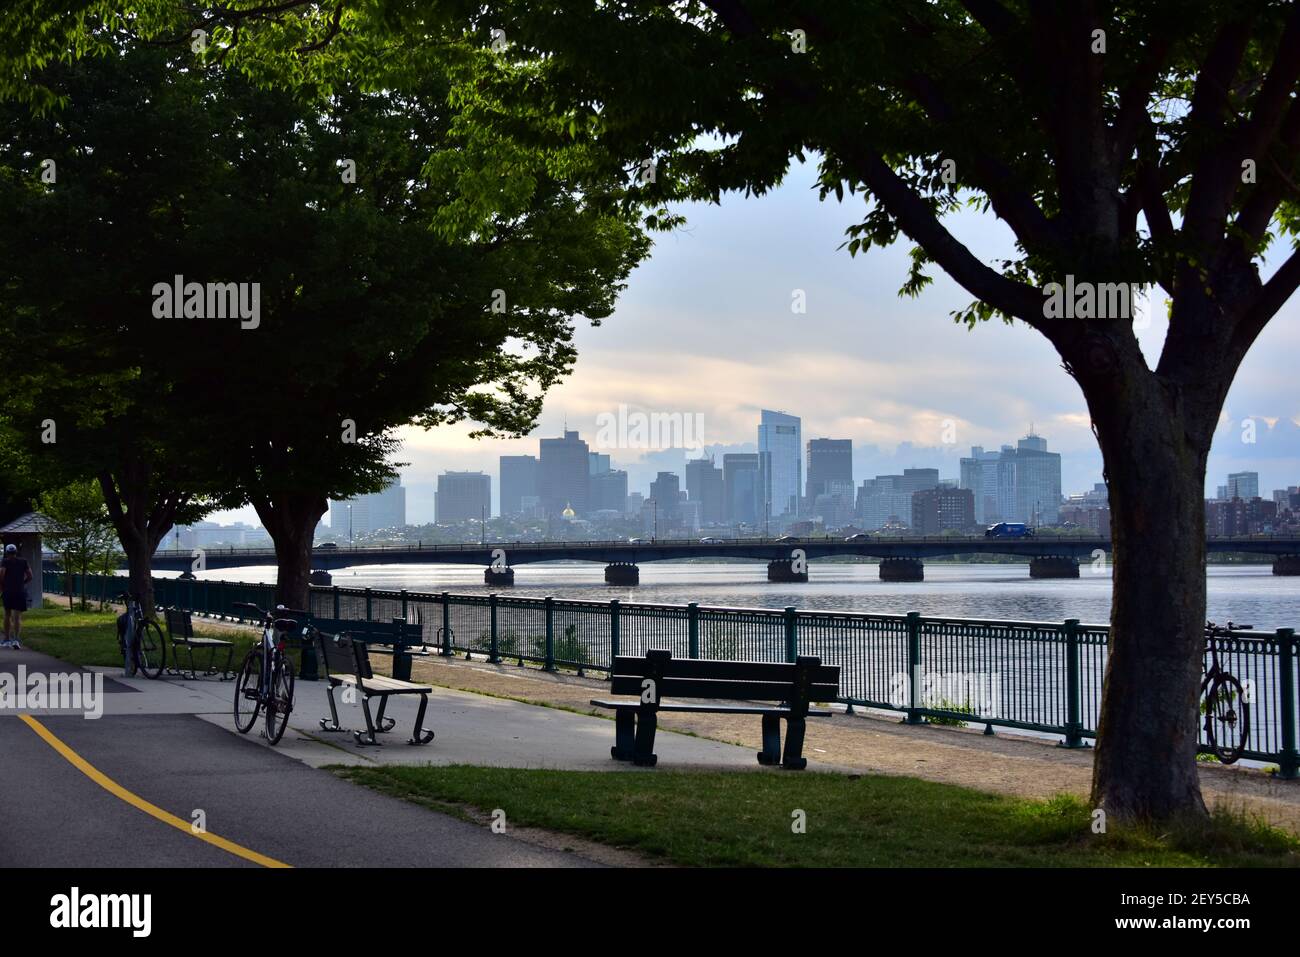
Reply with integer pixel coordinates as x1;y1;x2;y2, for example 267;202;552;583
232;602;299;745
115;592;165;680
1202;620;1251;764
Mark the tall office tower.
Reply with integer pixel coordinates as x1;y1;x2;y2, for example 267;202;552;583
758;410;801;518
539;430;590;517
856;469;939;529
912;487;976;534
806;439;853;502
1012;433;1063;524
723;452;770;526
815;479;857;528
685;456;725;525
959;446;1003;523
1227;471;1260;500
435;471;491;524
588;452;611;475
499;455;538;517
330;480;406;536
589;469;629;512
648;472;682;528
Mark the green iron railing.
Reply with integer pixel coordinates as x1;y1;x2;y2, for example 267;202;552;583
49;571;1300;778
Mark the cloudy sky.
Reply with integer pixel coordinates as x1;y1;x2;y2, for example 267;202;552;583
219;157;1300;526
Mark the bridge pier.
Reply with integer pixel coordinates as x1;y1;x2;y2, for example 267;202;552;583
484;566;515;586
1274;556;1300;576
604;563;640;585
309;569;332;586
1029;556;1080;579
879;558;924;582
767;559;809;583
179;571;196;581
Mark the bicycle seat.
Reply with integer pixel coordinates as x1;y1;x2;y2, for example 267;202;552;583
273;618;302;633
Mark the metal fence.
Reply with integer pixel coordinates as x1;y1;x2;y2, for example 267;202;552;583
49;572;1299;776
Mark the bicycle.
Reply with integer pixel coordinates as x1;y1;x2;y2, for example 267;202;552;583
115;592;165;680
231;602;300;745
1202;620;1251;764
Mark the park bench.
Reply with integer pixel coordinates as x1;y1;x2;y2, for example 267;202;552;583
315;624;436;746
591;650;840;769
309;617;427;681
163;607;235;680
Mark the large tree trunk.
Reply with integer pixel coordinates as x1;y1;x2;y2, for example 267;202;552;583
99;468;180;619
1077;334;1225;822
251;491;327;611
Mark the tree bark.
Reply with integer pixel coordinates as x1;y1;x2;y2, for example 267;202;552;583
99;467;184;619
250;491;327;611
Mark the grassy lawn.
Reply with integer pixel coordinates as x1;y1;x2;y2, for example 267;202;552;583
19;602;268;671
334;763;1300;868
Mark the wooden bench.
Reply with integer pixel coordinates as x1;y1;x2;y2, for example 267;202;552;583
315;629;436;746
163;607;235;680
309;617;427;681
591;650;839;769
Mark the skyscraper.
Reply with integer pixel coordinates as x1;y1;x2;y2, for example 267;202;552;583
959;446;1002;523
539;430;590;517
589;469;629;512
758;409;801;518
435;472;490;523
806;439;853;503
685;456;724;525
648;472;682;529
723;452;770;526
499;455;538;517
1227;471;1260;500
1012;433;1062;524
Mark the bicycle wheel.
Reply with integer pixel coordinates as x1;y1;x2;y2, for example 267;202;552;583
1205;675;1250;764
135;620;166;679
264;656;295;745
233;649;263;734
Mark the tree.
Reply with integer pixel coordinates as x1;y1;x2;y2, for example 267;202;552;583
1;20;651;611
37;480;117;610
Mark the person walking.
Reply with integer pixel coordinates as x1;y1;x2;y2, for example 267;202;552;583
1;543;33;649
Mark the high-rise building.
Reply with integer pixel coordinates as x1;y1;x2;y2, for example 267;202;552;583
588;452;611;475
685;456;725;525
959;447;1003;524
589;469;629;513
648;472;682;529
723;452;770;527
912;487;976;534
758;410;801;518
959;434;1061;525
857;469;940;529
1227;471;1260;500
435;471;490;524
499;455;538;517
330;480;406;536
806;439;853;503
539;430;590;517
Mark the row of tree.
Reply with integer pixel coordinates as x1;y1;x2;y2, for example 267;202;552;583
0;33;650;614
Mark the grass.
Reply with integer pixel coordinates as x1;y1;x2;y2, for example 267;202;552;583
333;763;1300;868
19;602;272;671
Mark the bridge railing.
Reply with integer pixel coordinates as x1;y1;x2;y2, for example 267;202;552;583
48;572;1300;776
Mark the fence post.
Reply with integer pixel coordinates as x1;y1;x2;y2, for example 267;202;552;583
544;596;556;672
401;589;408;622
489;593;500;664
333;585;341;620
905;611;923;724
364;588;373;622
784;606;798;663
441;592;452;656
688;603;700;659
1278;628;1298;780
1061;618;1085;748
610;599;620;665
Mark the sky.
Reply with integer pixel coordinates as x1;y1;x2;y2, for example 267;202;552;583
215;157;1300;527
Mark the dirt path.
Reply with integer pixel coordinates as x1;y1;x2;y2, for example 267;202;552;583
408;653;1300;833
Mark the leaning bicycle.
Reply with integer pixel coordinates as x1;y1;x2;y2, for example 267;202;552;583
1202;620;1251;764
231;602;299;745
115;592;165;680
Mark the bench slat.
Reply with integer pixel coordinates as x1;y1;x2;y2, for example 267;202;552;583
610;674;839;702
591;698;832;717
611;655;838;685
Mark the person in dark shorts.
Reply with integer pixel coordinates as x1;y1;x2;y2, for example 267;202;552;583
1;543;32;649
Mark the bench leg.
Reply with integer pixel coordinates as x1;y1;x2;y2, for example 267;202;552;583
757;713;782;766
632;707;658;767
611;709;636;760
355;694;381;746
319;684;345;732
408;693;435;745
782;716;808;770
374;695;397;733
219;644;235;681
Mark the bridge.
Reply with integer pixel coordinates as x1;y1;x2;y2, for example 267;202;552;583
142;533;1300;585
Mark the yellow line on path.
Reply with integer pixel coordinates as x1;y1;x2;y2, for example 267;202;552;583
18;714;291;868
